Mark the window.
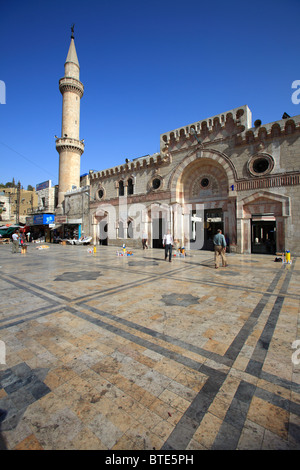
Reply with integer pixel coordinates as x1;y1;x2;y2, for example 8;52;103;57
119;180;124;196
252;158;269;174
200;178;209;188
248;154;274;177
127;178;134;195
127;220;133;238
152;178;161;190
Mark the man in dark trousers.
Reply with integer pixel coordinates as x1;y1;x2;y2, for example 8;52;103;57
213;229;228;269
163;231;173;262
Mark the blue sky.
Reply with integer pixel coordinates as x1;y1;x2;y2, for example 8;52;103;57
1;0;300;190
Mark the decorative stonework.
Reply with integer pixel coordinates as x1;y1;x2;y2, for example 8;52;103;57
56;137;85;156
90;153;171;182
239;191;290;218
148;175;164;192
170;149;236;203
236;118;300;147
96;186;105;200
59;77;84;98
247;153;274;177
191;174;220;198
236;172;300;191
160;105;251;148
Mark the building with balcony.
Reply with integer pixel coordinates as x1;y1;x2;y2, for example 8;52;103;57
1;186;37;224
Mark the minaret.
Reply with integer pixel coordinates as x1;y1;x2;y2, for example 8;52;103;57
56;26;84;209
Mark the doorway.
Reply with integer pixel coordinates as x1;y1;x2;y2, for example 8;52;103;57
98;221;108;245
152;215;166;248
203;209;223;251
251;220;276;254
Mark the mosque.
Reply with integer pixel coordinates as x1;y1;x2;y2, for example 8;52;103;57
55;31;300;256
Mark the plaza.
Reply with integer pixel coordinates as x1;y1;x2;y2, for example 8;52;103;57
0;243;300;450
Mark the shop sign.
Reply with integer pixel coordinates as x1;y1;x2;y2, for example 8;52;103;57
55;215;67;224
36;180;51;191
33;214;55;225
68;219;82;224
26;216;34;225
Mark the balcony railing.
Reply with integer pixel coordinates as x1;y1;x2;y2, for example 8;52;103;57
27;206;55;215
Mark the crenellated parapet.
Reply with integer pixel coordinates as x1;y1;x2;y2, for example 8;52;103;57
90;152;172;182
235;116;300;146
160;105;252;150
59;77;84;98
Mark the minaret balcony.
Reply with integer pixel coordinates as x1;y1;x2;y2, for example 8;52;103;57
56;137;85;155
59;77;84;98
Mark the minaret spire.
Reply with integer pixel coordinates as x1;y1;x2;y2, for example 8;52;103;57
56;30;84;210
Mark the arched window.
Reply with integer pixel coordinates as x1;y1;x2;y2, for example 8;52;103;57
127;220;133;238
127;178;134;195
118;180;124;197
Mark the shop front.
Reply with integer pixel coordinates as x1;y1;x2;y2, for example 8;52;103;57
54;216;82;241
239;191;290;254
32;213;55;242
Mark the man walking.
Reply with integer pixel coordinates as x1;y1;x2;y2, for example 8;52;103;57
142;231;148;250
213;229;228;269
163;230;173;262
12;231;19;254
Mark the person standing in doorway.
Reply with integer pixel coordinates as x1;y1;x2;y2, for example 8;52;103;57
213;229;228;269
163;230;173;262
12;231;19;254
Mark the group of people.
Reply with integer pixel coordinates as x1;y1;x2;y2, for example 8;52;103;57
10;227;228;266
11;230;31;253
163;229;228;267
142;229;228;267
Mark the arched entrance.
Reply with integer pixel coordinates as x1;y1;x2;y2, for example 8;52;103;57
239;191;290;254
95;210;109;245
169;150;236;250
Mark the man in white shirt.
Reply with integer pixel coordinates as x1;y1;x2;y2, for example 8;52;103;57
12;231;19;253
163;231;173;262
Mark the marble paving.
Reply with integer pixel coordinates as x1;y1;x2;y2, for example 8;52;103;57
0;243;299;450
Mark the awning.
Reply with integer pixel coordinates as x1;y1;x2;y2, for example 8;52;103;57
0;225;20;236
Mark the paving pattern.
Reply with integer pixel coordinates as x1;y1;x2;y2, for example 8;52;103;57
0;243;299;450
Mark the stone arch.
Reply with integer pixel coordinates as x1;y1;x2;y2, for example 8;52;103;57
238;190;290;253
239;190;290;218
170;149;237;203
93;207;112;246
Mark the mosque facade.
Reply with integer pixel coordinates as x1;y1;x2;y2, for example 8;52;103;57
57;34;300;256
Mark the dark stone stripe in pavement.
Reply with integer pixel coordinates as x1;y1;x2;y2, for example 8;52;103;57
79;301;233;367
211;381;256;450
162;371;227;450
